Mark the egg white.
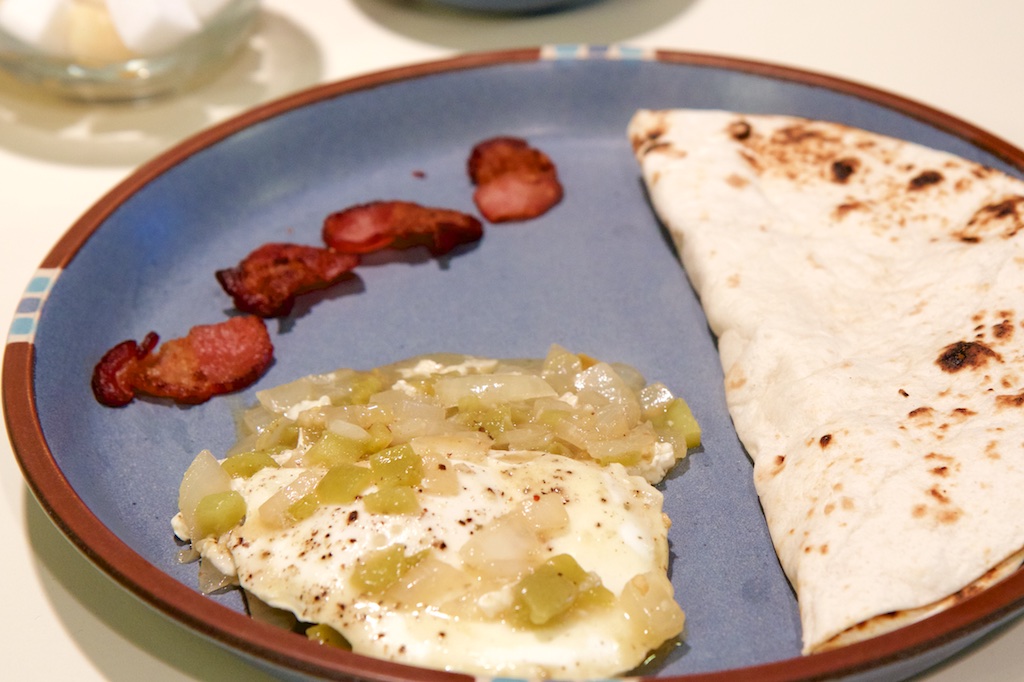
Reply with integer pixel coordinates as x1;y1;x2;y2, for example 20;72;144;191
181;447;678;678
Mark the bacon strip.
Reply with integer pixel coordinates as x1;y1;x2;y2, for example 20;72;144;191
467;137;563;222
322;201;483;256
91;332;159;407
216;242;360;318
91;316;274;406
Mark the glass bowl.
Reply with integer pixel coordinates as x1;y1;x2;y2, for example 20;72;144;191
0;0;259;101
431;0;598;13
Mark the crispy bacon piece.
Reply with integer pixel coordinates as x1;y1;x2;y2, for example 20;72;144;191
91;332;160;407
91;316;274;407
322;200;483;256
216;242;360;318
467;136;563;222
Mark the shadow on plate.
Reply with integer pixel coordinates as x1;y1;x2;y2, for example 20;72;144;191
24;491;278;682
352;0;701;51
0;10;323;169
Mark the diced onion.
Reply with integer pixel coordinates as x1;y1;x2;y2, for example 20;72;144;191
240;404;279;437
245;591;300;630
416;450;462;496
590;403;635;439
574;362;642;421
541;344;584;394
459;514;542;579
178;450;233;539
327;419;372;442
258;469;325;529
520;492;570;536
493;424;555;451
586;422;657;466
410;432;493;461
620;571;685;643
383;554;475;609
256;375;320;413
389;416;462;444
198;556;236;594
639;382;675;414
433;374;557;408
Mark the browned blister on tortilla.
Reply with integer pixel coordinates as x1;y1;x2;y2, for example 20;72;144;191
468;137;564;222
91;316;274;407
322;200;483;256
216;242;359;317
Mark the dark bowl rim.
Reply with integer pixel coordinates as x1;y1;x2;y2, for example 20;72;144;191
5;45;1024;682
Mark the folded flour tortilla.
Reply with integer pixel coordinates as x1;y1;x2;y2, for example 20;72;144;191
627;109;1024;653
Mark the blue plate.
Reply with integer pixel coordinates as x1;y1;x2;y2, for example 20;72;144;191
7;45;1024;681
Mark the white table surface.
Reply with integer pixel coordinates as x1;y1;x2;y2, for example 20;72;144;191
2;1;1023;680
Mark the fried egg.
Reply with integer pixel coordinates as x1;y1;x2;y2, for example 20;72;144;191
173;348;697;678
177;443;681;678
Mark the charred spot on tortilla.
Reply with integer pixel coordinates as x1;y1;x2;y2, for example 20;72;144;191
727;119;752;141
819;434;833;448
725;174;749;189
739;149;762;172
830;158;859;183
993;319;1014;340
961;195;1024;240
908;170;944;190
939;509;963;524
833;200;866;220
936;340;1001;372
954;177;974;192
928;486;952;504
995;391;1024;408
924;452;955;464
977;196;1024;221
648;141;687;159
629;115;668;154
773;123;825;146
